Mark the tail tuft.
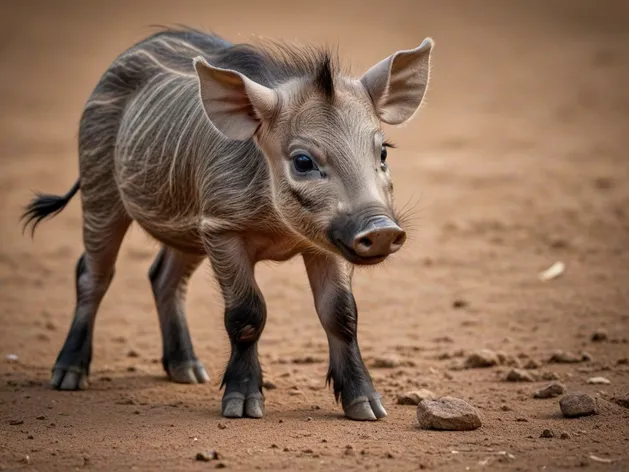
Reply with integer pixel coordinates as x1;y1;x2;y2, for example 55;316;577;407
21;180;80;237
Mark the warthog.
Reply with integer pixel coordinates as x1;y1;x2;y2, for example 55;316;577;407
22;27;433;420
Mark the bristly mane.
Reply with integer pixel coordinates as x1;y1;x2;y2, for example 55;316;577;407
139;25;342;96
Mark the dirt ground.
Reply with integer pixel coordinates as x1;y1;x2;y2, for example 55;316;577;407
1;1;629;470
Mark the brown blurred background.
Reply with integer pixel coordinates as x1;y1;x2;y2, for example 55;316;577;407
1;1;628;471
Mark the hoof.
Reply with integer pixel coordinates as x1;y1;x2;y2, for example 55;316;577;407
344;395;387;421
167;361;210;384
51;366;89;390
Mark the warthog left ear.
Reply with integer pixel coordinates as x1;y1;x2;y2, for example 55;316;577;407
360;38;434;125
193;56;278;141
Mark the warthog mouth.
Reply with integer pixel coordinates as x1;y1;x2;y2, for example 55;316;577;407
333;239;389;266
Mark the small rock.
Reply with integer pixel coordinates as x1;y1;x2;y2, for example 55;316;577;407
396;389;436;405
416;397;482;431
560;393;598;418
591;329;608;342
549;350;582;363
9;419;24;426
533;382;566;399
302;448;313;454
44;321;57;331
581;351;593;362
126;366;137;372
500;405;512;411
560;432;571;440
306;417;313;421
612;396;629;409
465;349;499;368
523;359;541;369
6;354;18;362
515;417;528;422
36;415;46;420
196;452;211;462
370;355;401;368
27;434;34;440
21;455;30;464
589;455;613;464
540;371;560;381
617;358;628;365
344;445;355;456
506;368;535;382
587;376;610;385
196;451;221;462
540;429;554;438
452;299;468;309
385;451;395;459
262;380;277;390
217;422;227;430
215;462;227;469
288;389;303;396
127;349;140;358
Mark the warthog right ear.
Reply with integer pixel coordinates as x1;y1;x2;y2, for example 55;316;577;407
360;38;434;125
193;56;277;141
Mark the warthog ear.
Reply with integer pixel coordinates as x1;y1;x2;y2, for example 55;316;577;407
193;56;278;141
360;38;434;125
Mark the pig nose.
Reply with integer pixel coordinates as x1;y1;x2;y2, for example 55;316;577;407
352;217;406;258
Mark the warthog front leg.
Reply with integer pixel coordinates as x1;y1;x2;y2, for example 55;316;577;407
149;246;209;384
303;252;386;421
205;234;266;418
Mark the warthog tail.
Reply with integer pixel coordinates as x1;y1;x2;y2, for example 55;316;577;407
21;179;80;236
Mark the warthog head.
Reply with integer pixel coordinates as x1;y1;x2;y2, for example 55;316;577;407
194;39;433;265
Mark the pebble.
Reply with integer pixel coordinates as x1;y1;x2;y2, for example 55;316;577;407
560;393;598;418
591;329;608;342
549;350;587;364
196;450;221;462
9;419;24;426
540;371;560;381
587;376;610;385
217;422;227;430
464;349;499;368
612;396;629;409
523;359;541;369
36;415;46;420
505;368;535;382
533;382;566;399
215;462;227;469
560;432;571;440
452;299;468;309
127;349;140;358
262;380;277;390
396;389;436;405
416;397;482;431
540;429;554;438
6;354;18;362
500;405;512;411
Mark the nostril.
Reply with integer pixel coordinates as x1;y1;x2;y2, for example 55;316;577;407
392;233;405;247
358;236;373;248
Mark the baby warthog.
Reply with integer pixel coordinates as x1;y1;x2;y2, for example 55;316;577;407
22;28;433;421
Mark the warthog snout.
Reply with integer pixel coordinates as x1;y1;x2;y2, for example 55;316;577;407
352;217;406;258
329;213;406;265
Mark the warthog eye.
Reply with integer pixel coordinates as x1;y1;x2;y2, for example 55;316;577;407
381;141;394;171
293;154;316;173
380;146;388;163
